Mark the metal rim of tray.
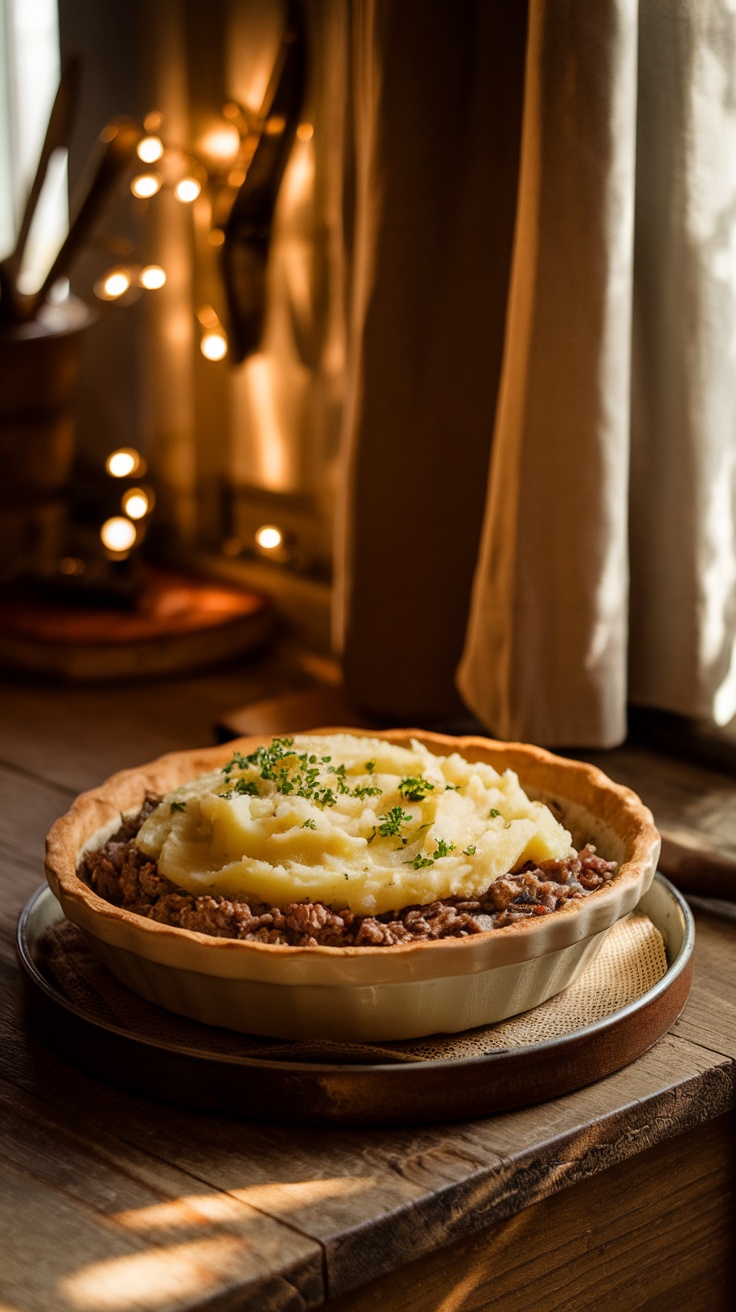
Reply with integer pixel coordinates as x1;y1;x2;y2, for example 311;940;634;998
16;874;695;1126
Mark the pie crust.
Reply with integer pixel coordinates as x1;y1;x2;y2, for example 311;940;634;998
44;728;661;1040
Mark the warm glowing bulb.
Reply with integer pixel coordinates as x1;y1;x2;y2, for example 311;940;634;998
99;270;131;299
175;177;201;203
296;123;314;141
131;173;161;198
264;115;286;136
201;125;240;161
227;168;246;189
137;135;164;163
208;228;225;247
139;264;166;290
122;488;150;519
106;448;141;478
143;110;163;131
100;516;137;553
200;331;227;361
255;525;283;550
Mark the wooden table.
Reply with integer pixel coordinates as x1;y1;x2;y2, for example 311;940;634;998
1;659;734;1311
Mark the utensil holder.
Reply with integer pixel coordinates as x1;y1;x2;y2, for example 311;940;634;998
0;297;93;580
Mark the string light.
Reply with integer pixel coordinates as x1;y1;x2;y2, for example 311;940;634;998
208;229;225;246
100;516;137;553
143;110;163;131
138;265;166;290
106;448;144;478
200;331;228;361
201;125;240;161
137;136;164;163
255;525;283;550
95;269;131;300
264;115;286;136
175;177;201;203
131;173;161;199
296;123;314;141
121;487;154;519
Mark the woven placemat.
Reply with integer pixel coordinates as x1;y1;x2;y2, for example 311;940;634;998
36;912;667;1065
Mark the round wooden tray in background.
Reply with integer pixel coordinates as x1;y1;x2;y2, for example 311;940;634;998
17;874;694;1126
0;565;273;679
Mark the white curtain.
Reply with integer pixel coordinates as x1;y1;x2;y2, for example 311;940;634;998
336;0;736;747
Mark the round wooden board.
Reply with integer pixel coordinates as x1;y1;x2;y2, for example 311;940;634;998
0;566;273;679
16;875;694;1125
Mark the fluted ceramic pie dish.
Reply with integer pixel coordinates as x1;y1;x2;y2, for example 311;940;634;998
44;728;661;1041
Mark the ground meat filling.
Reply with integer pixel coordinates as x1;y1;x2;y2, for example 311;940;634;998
81;795;618;948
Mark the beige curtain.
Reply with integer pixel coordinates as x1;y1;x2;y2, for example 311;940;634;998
336;0;736;748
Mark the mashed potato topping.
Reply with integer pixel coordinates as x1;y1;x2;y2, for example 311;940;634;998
135;734;574;916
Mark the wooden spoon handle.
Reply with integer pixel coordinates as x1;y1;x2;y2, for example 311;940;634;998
27;116;140;317
658;831;736;903
10;56;81;277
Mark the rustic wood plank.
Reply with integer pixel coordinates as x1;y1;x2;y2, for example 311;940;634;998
6;914;731;1307
11;1015;719;1306
0;648;316;793
0;765;74;958
671;907;736;1058
582;743;736;857
0;860;46;960
1;867;734;1306
312;1034;734;1299
0;1158;323;1312
0;761;74;859
0;1081;325;1312
325;1112;736;1312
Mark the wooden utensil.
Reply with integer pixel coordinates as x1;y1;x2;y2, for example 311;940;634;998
0;56;81;326
221;0;305;361
21;116;141;322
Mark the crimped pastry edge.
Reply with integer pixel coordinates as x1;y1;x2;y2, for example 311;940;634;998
45;728;661;985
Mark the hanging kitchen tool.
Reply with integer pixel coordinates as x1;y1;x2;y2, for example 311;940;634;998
221;0;306;362
23;116;141;322
0;56;81;327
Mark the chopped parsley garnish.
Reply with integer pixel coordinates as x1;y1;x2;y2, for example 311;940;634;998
404;837;455;868
327;763;350;794
463;844;476;856
409;853;435;870
432;839;455;860
274;768;294;795
445;783;460;791
223;737;295;772
364;759;376;773
352;783;383;799
301;818;316;829
377;806;412;838
233;778;259;796
170;800;187;813
398;775;435;802
489;808;501;819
